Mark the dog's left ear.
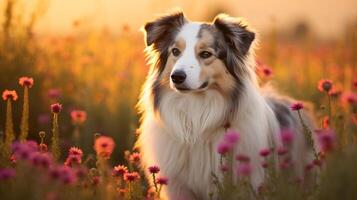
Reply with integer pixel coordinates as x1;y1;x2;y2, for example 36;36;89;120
213;14;255;55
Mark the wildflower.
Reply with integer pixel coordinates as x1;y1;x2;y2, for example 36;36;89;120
223;130;240;145
277;146;288;156
328;86;341;97
156;176;168;185
39;143;48;152
317;129;335;152
30;152;52;168
129;152;141;164
220;164;229;172
259;148;270;157
291;102;304;111
48;89;61;99
317;79;333;92
280;129;294;145
237;163;252;177
68;147;83;157
0;168;16;180
52;166;77;184
305;163;314;171
279;161;290;169
312;158;322;167
148;165;160;174
91;176;100;186
217;142;231;155
2;90;18;101
323;116;329;129
262;162;268;168
124;172;140;182
51;103;62;114
19;76;34;88
341;91;357;105
113;165;128;177
94;136;115;159
235;154;250;162
12;141;38;160
64;155;81;167
71;110;87;124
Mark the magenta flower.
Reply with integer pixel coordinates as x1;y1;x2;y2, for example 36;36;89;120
235;154;250;162
0;168;16;180
259;148;270;157
223;130;240;145
217;142;231;155
237;163;252;177
280;129;294;145
51;103;62;114
291;102;304;111
113;165;128;177
317;129;335;152
124;172;140;182
148;165;160;174
69;147;83;157
277;146;288;156
156;176;168;185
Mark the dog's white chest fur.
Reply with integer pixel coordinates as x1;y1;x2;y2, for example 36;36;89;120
137;82;278;199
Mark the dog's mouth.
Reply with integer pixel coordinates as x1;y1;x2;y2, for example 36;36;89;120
175;81;209;92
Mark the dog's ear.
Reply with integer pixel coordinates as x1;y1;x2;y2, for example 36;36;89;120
213;14;255;55
144;11;187;50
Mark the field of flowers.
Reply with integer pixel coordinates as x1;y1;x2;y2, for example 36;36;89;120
0;1;356;200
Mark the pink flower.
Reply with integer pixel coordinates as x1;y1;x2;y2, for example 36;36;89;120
237;163;252;177
64;155;81;167
124;172;140;182
223;130;240;145
280;129;294;145
341;91;357;105
156;176;168;185
71;110;87;124
19;76;34;88
217;142;231;155
317;79;333;92
129;152;141;163
317;129;335;152
148;165;160;174
113;165;128;177
51;103;62;114
2;90;18;101
0;168;16;180
235;154;250;162
290;102;303;111
68;147;83;157
277;146;288;156
220;164;229;172
259;148;270;157
48;89;61;99
30;152;52;168
94;136;115;159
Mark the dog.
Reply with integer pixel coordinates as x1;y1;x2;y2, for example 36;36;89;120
136;11;316;200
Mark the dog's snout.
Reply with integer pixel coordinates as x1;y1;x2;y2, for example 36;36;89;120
171;70;186;84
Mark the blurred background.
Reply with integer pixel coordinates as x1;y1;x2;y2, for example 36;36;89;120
0;0;356;164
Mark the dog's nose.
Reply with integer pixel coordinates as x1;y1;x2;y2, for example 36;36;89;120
171;70;186;84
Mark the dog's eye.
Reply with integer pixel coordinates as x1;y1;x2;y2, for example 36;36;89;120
199;51;212;59
172;48;181;56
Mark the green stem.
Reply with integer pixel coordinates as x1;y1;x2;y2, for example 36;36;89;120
51;113;60;160
20;86;29;141
297;110;318;160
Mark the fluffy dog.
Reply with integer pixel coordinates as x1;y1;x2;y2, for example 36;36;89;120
136;11;315;200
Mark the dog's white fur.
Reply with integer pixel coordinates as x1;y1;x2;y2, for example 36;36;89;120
136;16;312;200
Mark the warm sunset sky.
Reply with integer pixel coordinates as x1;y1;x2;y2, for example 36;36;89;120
9;0;357;38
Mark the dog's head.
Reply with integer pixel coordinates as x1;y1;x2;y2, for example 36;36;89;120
144;11;256;96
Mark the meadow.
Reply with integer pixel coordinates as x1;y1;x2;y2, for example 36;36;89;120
0;1;356;199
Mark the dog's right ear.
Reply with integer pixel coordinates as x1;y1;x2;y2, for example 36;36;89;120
144;11;187;50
